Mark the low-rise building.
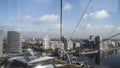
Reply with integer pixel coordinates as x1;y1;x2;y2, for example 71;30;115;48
49;41;64;50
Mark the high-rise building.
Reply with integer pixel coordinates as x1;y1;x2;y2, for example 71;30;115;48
88;35;95;48
95;36;103;50
0;30;3;57
61;36;73;50
89;35;95;41
42;36;50;50
7;31;22;53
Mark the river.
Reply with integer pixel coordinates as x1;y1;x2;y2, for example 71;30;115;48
77;49;120;68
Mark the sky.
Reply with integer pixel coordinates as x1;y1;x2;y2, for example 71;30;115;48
0;0;120;39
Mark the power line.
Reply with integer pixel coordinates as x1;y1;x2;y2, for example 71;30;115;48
70;0;92;38
103;32;120;41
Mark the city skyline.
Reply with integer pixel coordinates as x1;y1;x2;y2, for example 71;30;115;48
0;0;120;39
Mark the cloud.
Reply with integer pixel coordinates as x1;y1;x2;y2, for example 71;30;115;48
22;15;31;20
104;25;115;29
84;10;110;19
0;23;19;31
0;23;10;28
86;23;114;29
63;3;72;11
19;14;59;24
34;14;59;24
48;24;60;30
20;15;32;22
81;23;120;39
86;23;92;29
118;26;120;30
